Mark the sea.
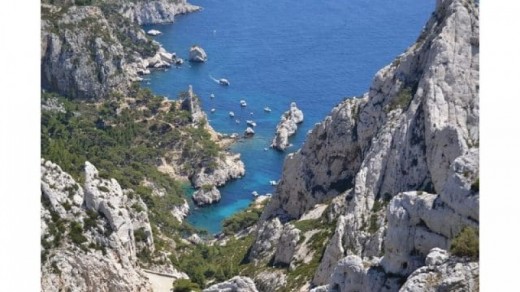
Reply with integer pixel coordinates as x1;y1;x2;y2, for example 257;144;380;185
142;0;434;234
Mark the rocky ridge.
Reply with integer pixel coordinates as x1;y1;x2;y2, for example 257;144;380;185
41;159;155;291
271;102;304;151
251;0;479;290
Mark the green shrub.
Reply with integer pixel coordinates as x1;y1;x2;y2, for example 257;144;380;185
387;87;413;112
201;184;214;192
368;214;379;234
98;186;110;192
293;219;321;233
134;227;148;242
222;208;262;235
173;279;200;292
69;221;87;246
451;227;479;259
471;178;479;192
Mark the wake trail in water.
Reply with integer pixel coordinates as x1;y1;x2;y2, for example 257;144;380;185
209;74;220;84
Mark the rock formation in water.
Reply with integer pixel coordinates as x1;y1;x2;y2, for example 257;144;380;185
251;0;479;290
41;0;198;99
41;159;154;291
192;185;221;206
271;102;304;151
189;45;208;62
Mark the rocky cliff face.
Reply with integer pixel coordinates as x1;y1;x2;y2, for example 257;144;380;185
41;160;154;291
118;0;200;25
203;276;259;292
253;0;479;290
41;0;199;99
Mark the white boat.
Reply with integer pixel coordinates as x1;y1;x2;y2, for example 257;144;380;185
229;111;235;117
264;107;272;112
219;78;230;86
147;29;162;36
210;93;215;98
235;119;240;124
211;108;216;113
269;180;278;186
252;191;259;197
240;100;247;107
246;120;257;127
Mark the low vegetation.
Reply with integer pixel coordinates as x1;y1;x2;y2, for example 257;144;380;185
450;227;479;260
41;88;223;260
222;207;263;236
387;87;414;112
173;235;254;288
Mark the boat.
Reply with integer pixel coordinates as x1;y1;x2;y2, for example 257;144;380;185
219;78;230;86
210;93;215;98
211;108;216;113
252;191;259;197
246;120;257;127
240;100;247;107
175;58;184;65
269;180;278;186
264;107;272;112
229;111;235;117
235;119;240;124
146;29;162;36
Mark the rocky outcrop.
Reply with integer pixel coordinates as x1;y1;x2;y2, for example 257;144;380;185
192;185;221;206
271;102;304;151
189;45;208;62
248;218;283;263
400;249;479;292
118;0;201;25
203;276;259;292
244;127;255;137
273;224;301;266
41;159;154;291
192;153;245;188
181;85;206;124
315;248;478;292
171;199;190;222
254;270;287;292
255;0;479;290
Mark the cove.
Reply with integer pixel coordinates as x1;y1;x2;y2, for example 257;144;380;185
142;0;434;234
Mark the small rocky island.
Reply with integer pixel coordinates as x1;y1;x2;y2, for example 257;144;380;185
192;185;221;206
271;102;304;151
189;45;208;62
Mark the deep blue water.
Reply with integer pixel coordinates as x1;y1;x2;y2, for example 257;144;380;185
142;0;434;234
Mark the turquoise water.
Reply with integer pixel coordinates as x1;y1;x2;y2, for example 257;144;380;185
142;0;434;234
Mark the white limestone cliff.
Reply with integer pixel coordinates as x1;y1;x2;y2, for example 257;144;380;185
41;160;154;291
253;0;479;290
203;276;259;292
271;102;304;151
